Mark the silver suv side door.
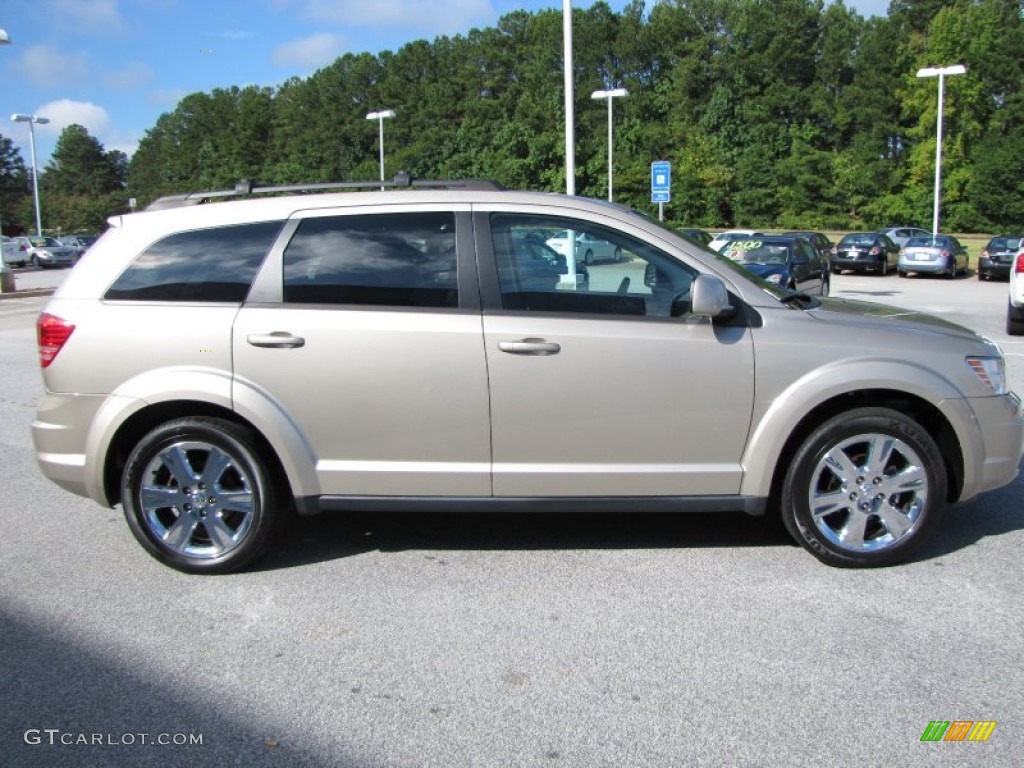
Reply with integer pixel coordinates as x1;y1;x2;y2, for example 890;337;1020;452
233;207;492;497
476;209;755;497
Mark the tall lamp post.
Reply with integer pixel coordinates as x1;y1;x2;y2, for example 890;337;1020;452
11;113;50;236
365;109;396;186
1;28;10;248
916;64;966;237
591;88;628;202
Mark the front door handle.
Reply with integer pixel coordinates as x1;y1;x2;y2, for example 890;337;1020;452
247;332;305;349
498;338;561;356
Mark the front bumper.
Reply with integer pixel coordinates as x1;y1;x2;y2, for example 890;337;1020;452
957;391;1024;500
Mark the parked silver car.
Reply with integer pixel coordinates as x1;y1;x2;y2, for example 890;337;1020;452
60;233;99;262
897;235;969;278
880;226;931;248
12;235;76;268
32;176;1024;574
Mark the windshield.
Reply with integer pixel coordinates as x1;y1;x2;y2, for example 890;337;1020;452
722;241;790;265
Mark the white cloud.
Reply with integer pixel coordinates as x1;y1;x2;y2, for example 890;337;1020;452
272;33;346;70
104;61;155;90
12;45;91;89
33;100;113;142
303;0;495;36
26;99;141;160
51;0;127;34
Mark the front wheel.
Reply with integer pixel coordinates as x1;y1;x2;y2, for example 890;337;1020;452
613;246;623;262
780;408;946;568
880;259;888;276
121;417;280;574
583;249;594;265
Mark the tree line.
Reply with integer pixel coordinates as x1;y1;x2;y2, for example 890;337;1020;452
2;0;1022;236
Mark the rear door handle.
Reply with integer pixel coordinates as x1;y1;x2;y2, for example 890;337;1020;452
247;332;305;349
498;338;561;356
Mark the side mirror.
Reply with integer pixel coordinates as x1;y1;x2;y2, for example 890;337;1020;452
690;274;733;318
644;263;658;288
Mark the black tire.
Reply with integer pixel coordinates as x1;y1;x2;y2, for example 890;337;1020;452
613;246;623;262
584;249;594;265
897;270;906;278
121;417;280;574
880;259;888;276
1007;300;1024;336
780;407;946;568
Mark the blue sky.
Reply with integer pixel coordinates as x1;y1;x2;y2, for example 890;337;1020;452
1;0;890;167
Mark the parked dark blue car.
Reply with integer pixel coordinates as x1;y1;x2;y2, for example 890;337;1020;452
720;235;830;295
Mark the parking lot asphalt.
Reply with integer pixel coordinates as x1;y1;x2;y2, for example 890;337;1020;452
1;271;1021;767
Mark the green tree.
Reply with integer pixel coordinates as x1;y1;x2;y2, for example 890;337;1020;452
41;124;126;196
0;133;29;234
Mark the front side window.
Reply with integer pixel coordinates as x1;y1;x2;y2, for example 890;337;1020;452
490;213;697;318
105;221;283;302
283;212;458;308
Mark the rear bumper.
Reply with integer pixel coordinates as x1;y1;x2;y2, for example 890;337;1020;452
32;392;108;503
978;259;1011;278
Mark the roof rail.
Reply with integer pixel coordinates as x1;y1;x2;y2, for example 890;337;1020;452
144;172;504;211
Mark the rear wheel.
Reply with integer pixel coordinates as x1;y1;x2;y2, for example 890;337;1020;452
121;417;280;574
613;246;623;262
780;408;946;568
584;249;594;265
1007;300;1024;336
880;259;889;276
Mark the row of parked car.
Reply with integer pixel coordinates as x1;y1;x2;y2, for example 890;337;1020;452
684;226;1024;281
682;226;1024;337
1;234;98;269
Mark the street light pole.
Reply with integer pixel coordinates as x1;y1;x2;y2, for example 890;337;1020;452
365;109;396;187
11;113;50;236
916;64;966;237
591;88;628;202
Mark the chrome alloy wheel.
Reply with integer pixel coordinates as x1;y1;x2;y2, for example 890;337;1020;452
139;440;256;559
807;433;928;553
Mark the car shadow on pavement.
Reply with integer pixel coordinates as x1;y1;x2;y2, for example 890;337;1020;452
913;474;1024;562
257;473;1024;572
256;509;798;572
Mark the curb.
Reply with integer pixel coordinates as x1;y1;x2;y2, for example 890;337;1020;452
0;288;55;301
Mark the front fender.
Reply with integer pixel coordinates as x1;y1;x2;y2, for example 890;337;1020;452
738;359;973;498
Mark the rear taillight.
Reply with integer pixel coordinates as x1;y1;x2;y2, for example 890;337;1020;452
37;313;75;368
941;249;951;258
870;246;881;255
1015;253;1024;274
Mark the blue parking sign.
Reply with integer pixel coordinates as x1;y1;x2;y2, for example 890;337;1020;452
651;161;671;203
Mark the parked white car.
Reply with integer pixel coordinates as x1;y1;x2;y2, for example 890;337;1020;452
1008;243;1024;335
1;235;18;268
545;230;623;264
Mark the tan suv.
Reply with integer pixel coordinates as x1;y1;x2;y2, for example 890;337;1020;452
32;176;1024;573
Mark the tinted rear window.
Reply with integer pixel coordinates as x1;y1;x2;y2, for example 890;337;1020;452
105;221;283;302
905;236;946;247
839;234;877;246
